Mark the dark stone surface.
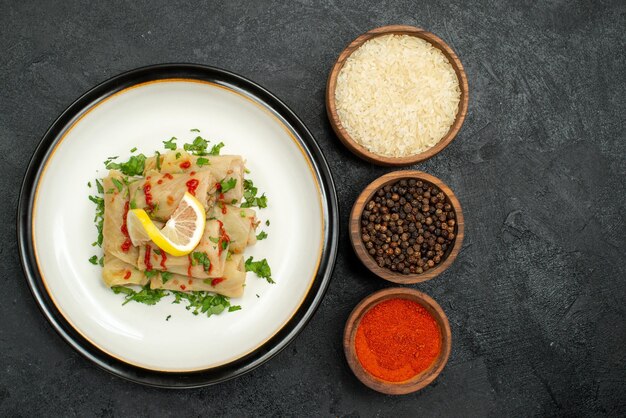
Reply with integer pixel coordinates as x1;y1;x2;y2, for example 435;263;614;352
1;0;625;416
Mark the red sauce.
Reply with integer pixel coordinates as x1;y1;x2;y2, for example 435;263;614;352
163;173;173;180
221;204;227;215
186;179;199;196
180;284;187;290
120;201;132;252
188;279;193;285
211;278;225;286
218;193;225;200
190;171;196;176
187;254;192;277
144;246;153;271
217;221;230;255
124;271;131;280
180;161;191;169
121;240;132;252
157;179;163;185
160;251;167;269
143;183;153;208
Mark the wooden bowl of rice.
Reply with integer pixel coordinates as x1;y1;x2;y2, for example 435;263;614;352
326;25;469;166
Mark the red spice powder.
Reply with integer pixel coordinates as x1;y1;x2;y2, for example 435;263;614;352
355;298;441;382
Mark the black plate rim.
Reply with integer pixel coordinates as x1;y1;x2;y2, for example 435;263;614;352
16;63;339;388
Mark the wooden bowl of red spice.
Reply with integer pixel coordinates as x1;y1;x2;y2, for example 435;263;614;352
350;170;464;284
343;288;451;395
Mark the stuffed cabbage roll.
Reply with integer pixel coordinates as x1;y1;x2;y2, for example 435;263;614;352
102;170;139;267
128;169;213;221
102;252;148;287
144;150;244;203
150;254;246;297
136;219;229;278
211;205;258;253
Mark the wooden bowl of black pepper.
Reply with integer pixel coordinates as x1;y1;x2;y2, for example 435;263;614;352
350;171;464;284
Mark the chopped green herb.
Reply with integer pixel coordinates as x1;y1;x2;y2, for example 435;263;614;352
208;142;224;156
196;157;210;167
148;202;160;216
241;193;267;209
256;294;260;298
153;248;162;256
89;195;105;247
110;286;237;319
112;286;134;296
105;154;147;176
89;255;98;265
240;179;268;209
111;178;123;192
190;128;200;132
171;291;231;317
265;219;270;226
96;179;104;194
130;147;137;153
130;199;137;209
244;168;251;174
243;179;256;195
184;136;209;155
155;150;161;171
192;252;211;272
244;257;274;283
221;240;228;251
240;210;246;218
113;285;167;306
144;270;158;279
87;181;92;188
163;137;177;150
99;256;104;267
231;199;238;205
220;178;237;193
209;237;220;244
161;271;172;284
89;195;104;207
175;152;181;159
256;231;268;240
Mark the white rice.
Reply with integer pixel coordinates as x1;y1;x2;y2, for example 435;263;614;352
335;34;461;157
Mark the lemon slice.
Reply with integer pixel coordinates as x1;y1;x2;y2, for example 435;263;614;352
127;192;206;256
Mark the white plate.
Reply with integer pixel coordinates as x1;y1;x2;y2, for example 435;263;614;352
19;65;338;386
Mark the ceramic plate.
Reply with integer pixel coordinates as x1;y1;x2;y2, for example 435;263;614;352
18;64;338;388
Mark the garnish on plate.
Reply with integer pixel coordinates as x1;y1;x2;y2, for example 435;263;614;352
89;132;272;318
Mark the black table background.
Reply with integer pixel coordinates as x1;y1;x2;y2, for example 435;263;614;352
1;1;625;416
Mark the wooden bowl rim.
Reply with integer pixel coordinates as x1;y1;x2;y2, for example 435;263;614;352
343;288;452;395
349;170;464;284
326;25;469;166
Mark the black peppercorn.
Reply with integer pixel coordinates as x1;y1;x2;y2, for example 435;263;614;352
361;178;457;275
